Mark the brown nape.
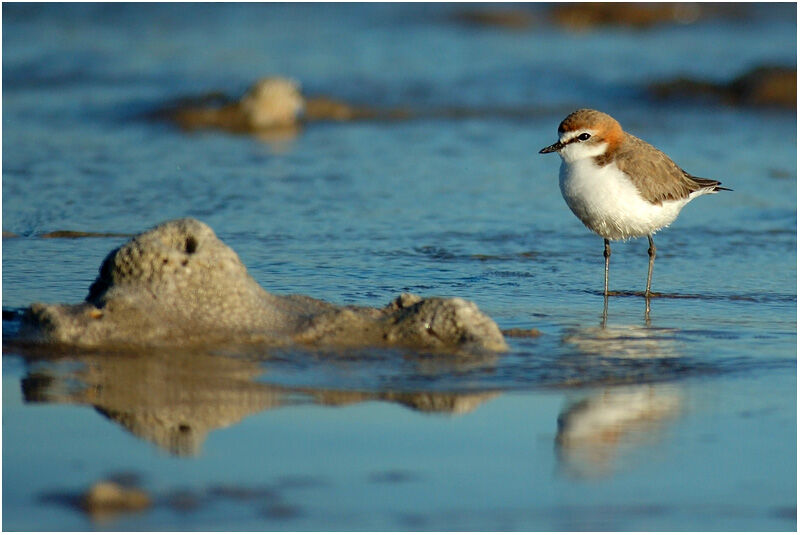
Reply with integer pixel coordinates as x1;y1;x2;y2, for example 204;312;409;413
599;117;624;152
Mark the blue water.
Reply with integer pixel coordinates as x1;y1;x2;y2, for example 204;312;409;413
2;3;796;531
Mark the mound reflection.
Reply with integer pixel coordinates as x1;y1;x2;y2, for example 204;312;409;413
19;347;499;457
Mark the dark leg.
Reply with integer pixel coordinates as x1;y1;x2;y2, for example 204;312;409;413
603;238;611;296
646;235;656;297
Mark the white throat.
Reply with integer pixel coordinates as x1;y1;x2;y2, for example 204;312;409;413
559;138;608;164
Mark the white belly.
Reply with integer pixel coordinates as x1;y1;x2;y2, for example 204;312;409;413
558;159;689;240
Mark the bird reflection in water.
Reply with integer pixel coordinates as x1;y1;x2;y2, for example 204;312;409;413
556;322;684;478
556;384;681;478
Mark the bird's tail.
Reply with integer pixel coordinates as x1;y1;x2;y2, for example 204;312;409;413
690;176;731;192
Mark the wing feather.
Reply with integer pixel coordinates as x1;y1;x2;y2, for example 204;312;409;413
602;133;726;204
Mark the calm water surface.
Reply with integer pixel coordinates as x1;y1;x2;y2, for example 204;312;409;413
2;3;796;531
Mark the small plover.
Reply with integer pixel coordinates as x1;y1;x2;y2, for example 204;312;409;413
539;108;729;297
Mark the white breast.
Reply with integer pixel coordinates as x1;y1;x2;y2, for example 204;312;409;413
558;158;689;240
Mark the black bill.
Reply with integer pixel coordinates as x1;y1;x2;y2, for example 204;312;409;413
539;140;564;154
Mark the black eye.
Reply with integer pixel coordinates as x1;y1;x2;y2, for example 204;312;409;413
578;133;591;141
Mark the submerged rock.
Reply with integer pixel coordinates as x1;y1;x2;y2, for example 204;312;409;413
160;76;411;135
82;481;151;515
647;65;797;110
304;95;411;122
39;230;133;239
548;2;716;30
452;8;536;30
168;77;305;133
502;327;542;338
451;3;736;32
18;218;508;353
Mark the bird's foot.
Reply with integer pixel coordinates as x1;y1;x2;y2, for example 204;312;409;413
600;290;665;298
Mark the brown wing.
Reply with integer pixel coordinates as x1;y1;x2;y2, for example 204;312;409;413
607;133;723;204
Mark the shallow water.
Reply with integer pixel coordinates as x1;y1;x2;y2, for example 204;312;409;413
2;3;796;531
